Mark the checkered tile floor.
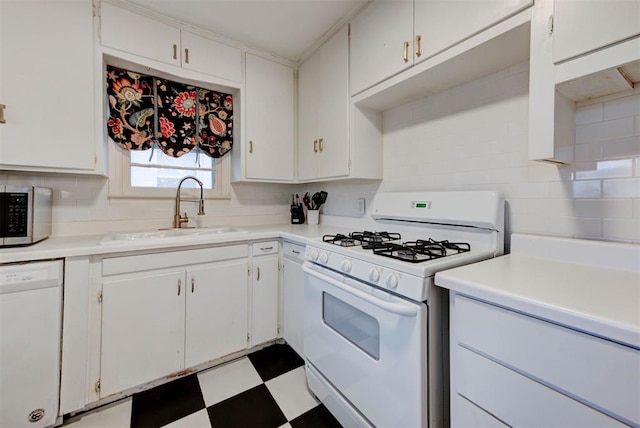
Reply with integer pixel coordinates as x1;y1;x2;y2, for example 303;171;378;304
63;344;341;427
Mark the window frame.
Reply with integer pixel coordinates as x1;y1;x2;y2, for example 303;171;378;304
104;56;236;200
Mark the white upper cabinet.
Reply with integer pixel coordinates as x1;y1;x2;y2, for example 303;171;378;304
0;0;98;173
349;0;413;95
242;54;295;182
414;0;533;61
552;0;640;64
100;2;242;82
298;26;350;181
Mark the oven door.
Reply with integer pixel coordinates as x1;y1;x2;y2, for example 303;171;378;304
302;262;427;428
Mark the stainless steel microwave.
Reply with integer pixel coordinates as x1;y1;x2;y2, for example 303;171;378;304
0;186;52;247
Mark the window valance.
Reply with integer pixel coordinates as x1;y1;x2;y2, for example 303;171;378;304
106;65;233;158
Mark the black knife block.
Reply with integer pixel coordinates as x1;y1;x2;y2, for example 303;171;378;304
290;203;305;224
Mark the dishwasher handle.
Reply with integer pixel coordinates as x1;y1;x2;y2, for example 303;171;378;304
302;264;418;317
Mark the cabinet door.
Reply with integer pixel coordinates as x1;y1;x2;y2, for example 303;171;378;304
100;2;181;67
283;257;304;357
251;255;279;345
318;26;350;179
414;0;533;61
349;0;414;95
297;52;320;181
181;31;243;82
245;54;295;181
101;271;185;397
185;260;249;368
0;0;96;171
553;0;640;64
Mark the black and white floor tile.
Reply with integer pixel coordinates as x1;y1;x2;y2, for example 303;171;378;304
64;344;341;428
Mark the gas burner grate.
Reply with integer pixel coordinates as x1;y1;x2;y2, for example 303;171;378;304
350;231;402;249
373;238;471;263
323;234;362;247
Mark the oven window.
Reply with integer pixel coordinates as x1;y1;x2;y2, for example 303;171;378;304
322;292;380;360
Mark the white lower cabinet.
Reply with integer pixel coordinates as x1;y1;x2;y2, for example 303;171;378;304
250;242;280;346
282;242;305;356
450;293;640;427
97;245;250;398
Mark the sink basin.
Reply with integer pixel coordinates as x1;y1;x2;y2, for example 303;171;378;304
99;227;249;244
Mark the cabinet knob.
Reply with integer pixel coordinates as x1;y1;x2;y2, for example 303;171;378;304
415;35;422;58
403;41;410;63
173;44;177;60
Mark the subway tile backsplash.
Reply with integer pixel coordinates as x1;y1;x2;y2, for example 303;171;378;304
2;62;639;244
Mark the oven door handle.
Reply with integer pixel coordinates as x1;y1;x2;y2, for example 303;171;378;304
302;264;418;317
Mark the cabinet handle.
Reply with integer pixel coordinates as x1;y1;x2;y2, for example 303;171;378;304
260;246;273;252
178;279;182;296
191;277;195;293
249;140;253;153
257;267;261;281
173;44;177;60
415;35;422;58
292;250;300;255
319;138;324;152
184;48;190;64
313;140;318;153
403;41;410;63
0;104;5;124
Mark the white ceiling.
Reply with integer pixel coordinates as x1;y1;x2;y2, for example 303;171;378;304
127;0;368;62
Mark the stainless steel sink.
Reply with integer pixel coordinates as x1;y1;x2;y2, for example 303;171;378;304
98;227;249;244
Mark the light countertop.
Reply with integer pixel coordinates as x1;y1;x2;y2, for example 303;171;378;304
436;234;640;348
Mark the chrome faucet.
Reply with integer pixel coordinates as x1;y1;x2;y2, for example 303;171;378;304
173;176;205;228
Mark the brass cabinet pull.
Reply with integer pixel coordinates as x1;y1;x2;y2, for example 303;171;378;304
173;44;177;60
415;35;422;57
313;140;318;153
191;277;195;293
403;41;410;63
178;279;182;296
184;48;190;64
249;140;253;153
0;104;5;124
319;138;324;152
257;267;261;281
260;246;273;252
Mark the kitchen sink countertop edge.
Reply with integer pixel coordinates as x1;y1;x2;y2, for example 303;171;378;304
0;223;349;264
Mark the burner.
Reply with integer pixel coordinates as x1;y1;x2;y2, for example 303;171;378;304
323;234;362;247
350;231;402;249
373;238;471;263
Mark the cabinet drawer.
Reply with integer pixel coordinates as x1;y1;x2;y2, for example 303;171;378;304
252;241;279;256
454;295;640;425
283;242;305;262
102;245;249;276
456;346;624;427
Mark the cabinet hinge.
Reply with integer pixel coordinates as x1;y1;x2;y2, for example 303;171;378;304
548;15;554;35
278;262;282;271
94;379;101;394
97;291;103;303
277;326;281;335
348;159;352;171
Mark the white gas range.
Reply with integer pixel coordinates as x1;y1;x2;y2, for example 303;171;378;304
302;191;504;428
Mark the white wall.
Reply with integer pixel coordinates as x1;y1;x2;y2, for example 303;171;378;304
0;172;297;236
321;62;640;246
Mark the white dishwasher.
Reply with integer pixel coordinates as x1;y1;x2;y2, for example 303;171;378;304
0;260;63;428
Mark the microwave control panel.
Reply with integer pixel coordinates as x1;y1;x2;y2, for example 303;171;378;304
1;192;29;237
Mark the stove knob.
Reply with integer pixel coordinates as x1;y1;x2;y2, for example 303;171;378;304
309;249;319;261
386;274;398;290
369;268;380;282
340;259;352;273
319;252;329;264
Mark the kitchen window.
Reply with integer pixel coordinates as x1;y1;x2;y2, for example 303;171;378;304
106;63;233;199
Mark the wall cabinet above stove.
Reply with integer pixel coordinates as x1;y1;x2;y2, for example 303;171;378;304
297;26;382;182
0;0;102;175
100;2;242;83
349;0;533;110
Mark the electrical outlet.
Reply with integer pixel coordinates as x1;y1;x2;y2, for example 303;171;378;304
356;198;366;215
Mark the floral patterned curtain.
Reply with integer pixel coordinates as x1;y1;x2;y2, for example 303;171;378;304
106;65;233;158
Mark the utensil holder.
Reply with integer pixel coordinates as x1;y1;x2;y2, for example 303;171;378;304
307;209;319;225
